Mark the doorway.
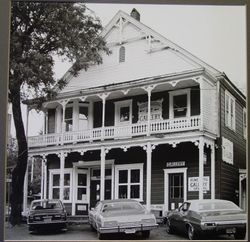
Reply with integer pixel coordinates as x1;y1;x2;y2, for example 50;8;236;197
164;167;187;211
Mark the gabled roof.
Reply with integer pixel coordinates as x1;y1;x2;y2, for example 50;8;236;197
101;10;221;77
58;10;224;95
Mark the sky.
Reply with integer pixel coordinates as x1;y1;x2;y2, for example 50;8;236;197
11;3;247;137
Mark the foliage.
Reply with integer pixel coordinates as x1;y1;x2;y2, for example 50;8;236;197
9;1;109;225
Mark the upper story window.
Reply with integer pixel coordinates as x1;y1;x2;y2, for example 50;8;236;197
169;89;191;119
119;46;125;63
114;100;132;126
79;103;88;130
65;106;73;132
138;99;163;122
225;90;235;131
243;108;246;139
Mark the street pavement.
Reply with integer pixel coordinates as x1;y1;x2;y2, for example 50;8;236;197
4;222;236;241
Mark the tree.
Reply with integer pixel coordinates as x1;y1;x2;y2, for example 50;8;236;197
9;2;109;225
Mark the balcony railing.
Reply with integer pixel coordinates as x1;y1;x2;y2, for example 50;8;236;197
28;116;200;148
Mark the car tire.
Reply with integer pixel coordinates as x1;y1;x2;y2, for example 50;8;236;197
187;224;198;240
234;229;246;240
166;219;174;234
97;231;105;240
142;230;150;238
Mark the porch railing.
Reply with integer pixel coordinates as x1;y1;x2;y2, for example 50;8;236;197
28;116;200;148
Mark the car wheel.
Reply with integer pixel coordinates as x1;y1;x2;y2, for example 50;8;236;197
166;219;174;234
187;224;198;240
142;230;150;238
97;231;105;240
234;229;246;240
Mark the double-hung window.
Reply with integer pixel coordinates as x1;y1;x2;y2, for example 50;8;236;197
225;90;235;130
169;89;191;119
49;169;72;202
115;163;143;201
65;106;73;132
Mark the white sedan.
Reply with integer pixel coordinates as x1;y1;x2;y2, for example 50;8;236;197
89;199;158;239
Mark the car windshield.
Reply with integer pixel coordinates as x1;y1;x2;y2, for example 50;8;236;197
195;201;240;211
31;200;62;210
102;202;144;213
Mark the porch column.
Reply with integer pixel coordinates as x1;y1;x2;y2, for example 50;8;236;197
43;155;47;199
59;151;67;201
45;110;48;134
40;157;44;199
100;146;106;201
31;157;34;183
211;143;215;199
146;142;152;211
147;90;151;136
198;138;204;200
101;95;107;140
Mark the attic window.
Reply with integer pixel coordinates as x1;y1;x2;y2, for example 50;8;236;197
119;46;125;63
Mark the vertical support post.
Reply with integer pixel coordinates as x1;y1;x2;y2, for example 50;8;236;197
45;110;48;134
31;157;34;183
147;90;151;136
100;146;106;201
101;96;106;140
211;143;215;199
40;158;44;199
59;152;67;201
43;155;47;199
199;138;204;200
199;77;204;130
146;142;152;211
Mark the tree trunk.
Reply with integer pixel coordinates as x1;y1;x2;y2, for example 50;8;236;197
9;89;28;226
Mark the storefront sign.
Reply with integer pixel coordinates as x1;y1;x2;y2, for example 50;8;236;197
166;161;185;168
222;137;234;165
188;176;210;192
77;205;87;211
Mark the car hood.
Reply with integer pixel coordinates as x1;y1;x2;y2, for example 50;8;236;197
200;210;246;222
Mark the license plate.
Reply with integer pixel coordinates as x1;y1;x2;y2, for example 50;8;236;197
43;218;51;223
124;229;136;234
226;228;236;234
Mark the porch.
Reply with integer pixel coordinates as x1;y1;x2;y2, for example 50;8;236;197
28;116;200;147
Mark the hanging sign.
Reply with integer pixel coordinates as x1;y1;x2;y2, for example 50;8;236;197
222;137;234;165
188;176;210;192
166;161;185;168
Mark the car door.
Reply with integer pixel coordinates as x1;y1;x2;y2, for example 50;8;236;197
173;202;190;231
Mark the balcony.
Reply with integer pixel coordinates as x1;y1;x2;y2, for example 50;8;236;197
28;116;200;148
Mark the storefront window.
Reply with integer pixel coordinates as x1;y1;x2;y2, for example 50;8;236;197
116;164;143;200
50;170;72;202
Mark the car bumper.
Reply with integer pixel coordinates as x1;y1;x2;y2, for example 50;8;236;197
200;221;246;234
27;220;67;225
99;224;158;234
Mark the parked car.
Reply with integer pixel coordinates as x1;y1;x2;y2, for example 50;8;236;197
27;199;67;232
88;199;158;239
164;199;246;240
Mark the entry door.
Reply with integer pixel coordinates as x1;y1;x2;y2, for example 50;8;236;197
76;169;89;203
90;179;111;208
169;173;184;210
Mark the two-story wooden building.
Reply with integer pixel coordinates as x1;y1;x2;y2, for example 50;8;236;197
25;9;246;216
